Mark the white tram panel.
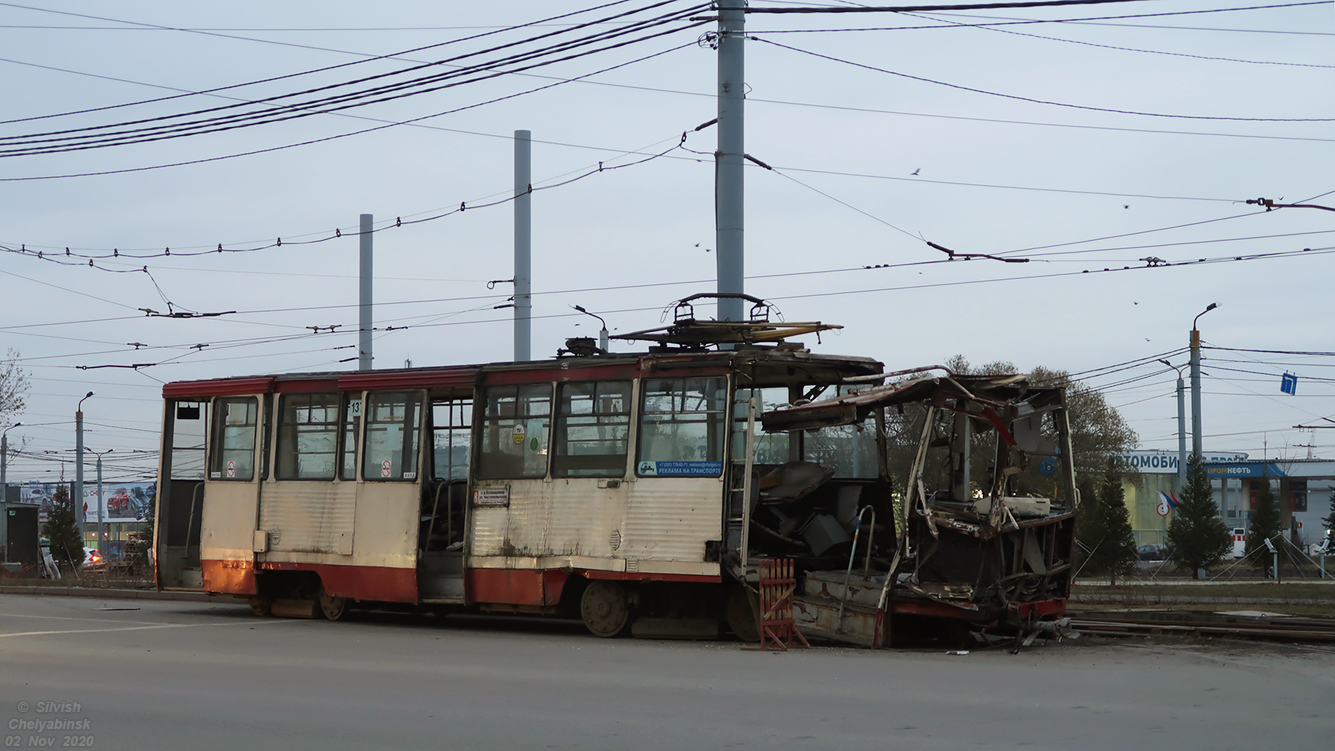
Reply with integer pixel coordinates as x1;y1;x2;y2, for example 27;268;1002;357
468;477;721;577
257;483;357;557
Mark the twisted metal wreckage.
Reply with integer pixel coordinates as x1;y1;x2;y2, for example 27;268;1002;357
755;367;1079;648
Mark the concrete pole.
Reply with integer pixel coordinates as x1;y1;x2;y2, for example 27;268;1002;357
95;453;103;555
514;130;532;361
1190;304;1217;459
1175;374;1187;491
1;429;8;563
715;0;745;323
75;411;85;545
359;214;373;371
1190;328;1202;459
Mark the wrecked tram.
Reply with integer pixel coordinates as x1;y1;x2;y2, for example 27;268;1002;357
153;301;1078;646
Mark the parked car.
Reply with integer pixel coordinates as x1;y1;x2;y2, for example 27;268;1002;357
1138;544;1168;562
82;547;107;571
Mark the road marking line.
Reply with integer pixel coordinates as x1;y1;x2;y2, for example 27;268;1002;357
0;613;164;626
0;620;297;639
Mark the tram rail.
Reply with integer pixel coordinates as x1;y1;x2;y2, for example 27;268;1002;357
1070;610;1335;643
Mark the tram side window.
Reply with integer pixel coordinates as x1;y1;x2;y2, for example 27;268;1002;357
362;392;422;481
636;377;727;477
552;380;631;478
340;394;361;481
477;384;551;480
276;393;340;480
209;397;258;481
432;398;472;481
170;400;207;480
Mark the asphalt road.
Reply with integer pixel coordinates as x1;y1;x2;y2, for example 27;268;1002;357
2;594;1333;751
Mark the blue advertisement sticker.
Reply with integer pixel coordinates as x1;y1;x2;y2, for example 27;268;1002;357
638;461;722;477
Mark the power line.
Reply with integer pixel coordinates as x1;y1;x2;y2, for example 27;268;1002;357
897;9;1335;70
746;0;1162;13
0;39;697;181
0;0;651;126
749;1;1330;31
755;36;1335;123
0;15;706;156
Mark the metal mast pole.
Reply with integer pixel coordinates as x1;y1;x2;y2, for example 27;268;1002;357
358;214;373;371
75;396;91;545
1190;303;1217;459
0;424;13;562
715;0;745;323
1190;330;1202;459
96;453;103;555
514;129;532;361
1176;374;1187;490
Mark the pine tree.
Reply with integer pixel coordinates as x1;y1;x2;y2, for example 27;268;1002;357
1089;463;1138;584
42;483;82;573
1245;479;1282;570
1165;456;1231;579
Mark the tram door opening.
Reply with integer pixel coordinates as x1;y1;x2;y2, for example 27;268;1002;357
418;394;471;603
156;399;207;589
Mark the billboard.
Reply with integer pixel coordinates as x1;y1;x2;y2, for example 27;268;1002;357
20;480;155;525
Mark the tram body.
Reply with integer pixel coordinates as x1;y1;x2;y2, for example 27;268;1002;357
154;328;1078;643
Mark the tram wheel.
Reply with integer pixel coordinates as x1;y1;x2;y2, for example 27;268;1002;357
248;596;272;617
318;586;348;622
725;586;759;643
580;581;631;637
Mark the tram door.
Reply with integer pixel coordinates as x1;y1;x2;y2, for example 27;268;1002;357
417;393;472;603
197;395;265;594
155;399;208;590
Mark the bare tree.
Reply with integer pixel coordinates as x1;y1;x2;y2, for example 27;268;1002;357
0;349;29;423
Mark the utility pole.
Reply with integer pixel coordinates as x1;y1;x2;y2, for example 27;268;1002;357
90;448;112;556
1;422;19;562
514;129;532;361
358;214;373;371
715;0;745;323
75;392;93;545
1158;360;1187;491
1190;303;1219;458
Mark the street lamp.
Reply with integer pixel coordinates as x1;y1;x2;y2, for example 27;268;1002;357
1158;360;1187;492
1189;304;1218;459
1;421;20;563
75;391;93;545
572;305;610;353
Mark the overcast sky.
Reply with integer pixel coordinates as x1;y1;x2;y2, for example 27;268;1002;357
1;0;1332;484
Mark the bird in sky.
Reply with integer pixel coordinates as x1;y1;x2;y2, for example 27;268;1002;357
910;168;921;176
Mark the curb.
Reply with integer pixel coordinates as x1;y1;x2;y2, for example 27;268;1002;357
0;585;221;603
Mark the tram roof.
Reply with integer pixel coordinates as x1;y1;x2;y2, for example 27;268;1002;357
160;347;884;399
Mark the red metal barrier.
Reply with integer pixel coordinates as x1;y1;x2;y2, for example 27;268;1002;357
755;558;809;651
